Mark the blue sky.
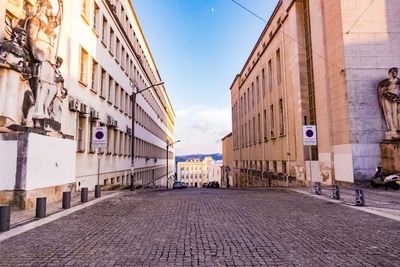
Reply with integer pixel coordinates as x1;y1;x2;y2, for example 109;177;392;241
132;0;279;155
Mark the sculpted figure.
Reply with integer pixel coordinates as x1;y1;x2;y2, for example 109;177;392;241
47;56;67;121
378;67;400;139
24;0;63;119
0;27;29;73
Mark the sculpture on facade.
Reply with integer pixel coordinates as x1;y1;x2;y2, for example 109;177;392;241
378;67;400;140
0;0;66;131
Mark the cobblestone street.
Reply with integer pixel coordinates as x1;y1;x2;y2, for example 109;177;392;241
0;189;399;266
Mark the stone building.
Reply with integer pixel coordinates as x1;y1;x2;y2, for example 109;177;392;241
230;0;400;187
221;132;234;187
0;0;176;208
177;156;221;187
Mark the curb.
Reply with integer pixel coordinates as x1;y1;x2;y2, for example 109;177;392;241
291;189;400;222
0;192;122;243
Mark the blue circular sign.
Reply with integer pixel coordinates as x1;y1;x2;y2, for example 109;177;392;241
95;131;104;140
306;129;314;138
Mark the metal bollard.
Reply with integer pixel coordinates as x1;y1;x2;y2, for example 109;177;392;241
355;189;365;206
81;187;89;203
314;182;321;195
62;192;71;209
95;185;101;198
332;185;341;200
36;197;47;218
0;205;11;232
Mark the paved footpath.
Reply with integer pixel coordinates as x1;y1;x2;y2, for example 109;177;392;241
0;189;399;267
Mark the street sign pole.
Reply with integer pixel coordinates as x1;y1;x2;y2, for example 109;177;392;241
92;127;107;192
303;125;317;191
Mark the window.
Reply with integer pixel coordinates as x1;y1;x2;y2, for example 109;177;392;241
107;127;113;154
262;69;266;97
91;59;98;92
77;116;87;152
282;161;287;174
276;48;282;85
89;120;97;153
279;98;285;136
116;38;121;63
100;68;107;98
109;28;115;55
263;109;268;141
114;83;120;108
252;117;256;144
79;47;89;86
258;113;261;142
251;82;254;108
93;3;100;32
256;76;260;104
108;77;114;104
102;17;108;44
268;59;273;92
270;105;275;138
81;0;90;23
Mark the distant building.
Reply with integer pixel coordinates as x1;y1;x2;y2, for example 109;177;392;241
229;0;400;187
177;156;221;187
221;133;234;187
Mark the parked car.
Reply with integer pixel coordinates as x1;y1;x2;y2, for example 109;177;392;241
202;183;208;188
173;181;187;189
206;181;220;188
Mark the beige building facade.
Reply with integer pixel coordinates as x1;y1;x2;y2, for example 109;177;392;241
221;132;234;187
230;0;400;187
0;0;175;208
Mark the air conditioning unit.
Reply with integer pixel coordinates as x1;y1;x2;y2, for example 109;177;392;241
112;119;118;128
106;116;113;126
80;103;89;114
126;126;132;135
69;98;80;112
90;109;99;120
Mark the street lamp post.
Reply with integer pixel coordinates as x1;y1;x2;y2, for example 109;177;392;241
166;140;181;189
130;81;165;191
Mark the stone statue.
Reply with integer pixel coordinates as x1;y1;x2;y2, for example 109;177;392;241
0;0;66;131
378;67;400;140
24;0;64;120
0;27;32;128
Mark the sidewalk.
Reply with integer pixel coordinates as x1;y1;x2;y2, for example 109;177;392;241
9;190;116;228
292;186;400;221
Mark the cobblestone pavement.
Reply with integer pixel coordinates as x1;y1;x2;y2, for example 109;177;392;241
10;191;116;227
0;189;399;267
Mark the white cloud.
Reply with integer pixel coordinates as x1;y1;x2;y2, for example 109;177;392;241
173;105;231;155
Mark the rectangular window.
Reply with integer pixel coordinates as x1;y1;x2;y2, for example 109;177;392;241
102;17;108;45
81;0;90;23
100;68;107;99
262;68;266;97
109;28;115;55
107;127;113;154
5;12;15;38
91;59;98;92
276;48;282;85
79;47;89;86
108;77;114;104
251;82;254;108
263;109;268;141
116;38;121;63
279;98;285;135
252;117;256;144
114;83;120;108
89;120;97;153
270;105;275;138
268;59;273;92
93;3;100;32
77;116;87;152
258;113;261;142
256;76;260;104
120;88;124;112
